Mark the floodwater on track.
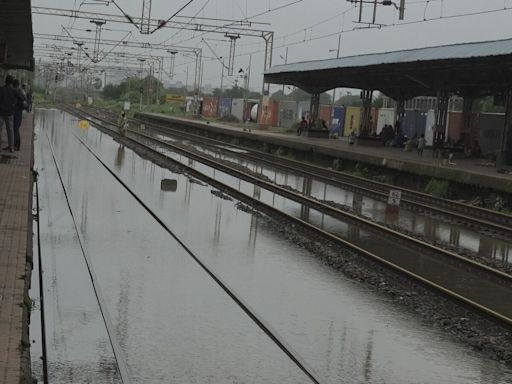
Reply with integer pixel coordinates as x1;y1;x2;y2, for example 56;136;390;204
153;130;511;267
32;109;512;384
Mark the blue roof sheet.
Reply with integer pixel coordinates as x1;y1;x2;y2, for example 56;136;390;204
265;38;512;75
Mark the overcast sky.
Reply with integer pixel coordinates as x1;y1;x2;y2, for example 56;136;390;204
32;0;512;93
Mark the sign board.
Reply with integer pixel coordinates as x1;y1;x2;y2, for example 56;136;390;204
165;94;186;103
387;190;402;206
123;101;131;111
87;96;93;105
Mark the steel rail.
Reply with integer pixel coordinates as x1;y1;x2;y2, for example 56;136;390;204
63;105;512;330
133;113;512;235
76;105;512;238
74;106;512;280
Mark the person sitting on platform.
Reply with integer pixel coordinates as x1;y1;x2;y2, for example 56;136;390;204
297;116;308;136
348;131;356;145
391;130;406;147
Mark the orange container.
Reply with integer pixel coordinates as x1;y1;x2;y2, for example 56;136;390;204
202;96;219;118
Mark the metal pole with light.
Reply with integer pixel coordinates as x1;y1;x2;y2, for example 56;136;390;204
280;47;288;97
138;58;145;111
330;34;341;128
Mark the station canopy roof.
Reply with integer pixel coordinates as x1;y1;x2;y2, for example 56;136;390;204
264;38;512;100
0;0;34;71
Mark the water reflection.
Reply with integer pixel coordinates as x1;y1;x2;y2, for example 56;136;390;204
114;145;125;169
34;110;512;384
155;129;512;265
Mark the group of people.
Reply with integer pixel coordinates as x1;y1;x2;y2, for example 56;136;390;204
0;75;32;153
297;116;329;136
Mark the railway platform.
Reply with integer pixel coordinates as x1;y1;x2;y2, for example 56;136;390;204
139;113;512;194
0;114;34;383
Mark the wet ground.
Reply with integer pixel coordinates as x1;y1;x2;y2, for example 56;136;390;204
31;109;512;383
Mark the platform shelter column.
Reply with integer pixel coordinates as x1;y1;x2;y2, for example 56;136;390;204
434;91;449;145
309;93;320;122
498;89;512;166
359;89;373;136
461;96;478;154
394;98;405;134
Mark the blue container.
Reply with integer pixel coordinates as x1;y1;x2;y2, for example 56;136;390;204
330;106;345;137
402;110;427;139
219;98;232;118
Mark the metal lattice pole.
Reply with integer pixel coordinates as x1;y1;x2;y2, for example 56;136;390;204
140;0;152;34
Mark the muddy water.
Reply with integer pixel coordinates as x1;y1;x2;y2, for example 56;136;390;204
153;131;511;265
34;109;512;383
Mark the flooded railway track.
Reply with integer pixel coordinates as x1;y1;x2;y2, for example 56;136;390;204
63;105;512;329
82;105;512;239
75;106;512;273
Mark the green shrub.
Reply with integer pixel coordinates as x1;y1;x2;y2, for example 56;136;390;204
424;179;450;198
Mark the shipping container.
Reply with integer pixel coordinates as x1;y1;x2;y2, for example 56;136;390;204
479;113;505;156
343;106;360;136
202;96;218;118
259;99;280;127
279;100;298;128
425;109;436;146
447;111;463;142
330;106;345;137
401;110;427;139
219;98;232;118
370;107;379;134
231;98;245;121
298;101;310;120
376;108;395;134
319;105;332;126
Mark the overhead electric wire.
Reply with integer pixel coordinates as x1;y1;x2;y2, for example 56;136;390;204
110;0;139;29
155;0;212;49
151;0;197;33
227;3;512;61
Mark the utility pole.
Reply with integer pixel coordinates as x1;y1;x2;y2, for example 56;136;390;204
138;58;145;111
281;47;288;97
220;57;225;96
74;41;84;89
167;50;178;79
185;66;189;92
331;34;342;125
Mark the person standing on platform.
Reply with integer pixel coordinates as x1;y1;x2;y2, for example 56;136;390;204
12;79;27;151
0;75;16;153
417;134;426;156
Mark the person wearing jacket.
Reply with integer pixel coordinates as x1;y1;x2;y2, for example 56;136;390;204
12;79;27;151
0;75;16;152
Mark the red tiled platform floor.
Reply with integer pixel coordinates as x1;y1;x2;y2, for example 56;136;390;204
0;113;34;384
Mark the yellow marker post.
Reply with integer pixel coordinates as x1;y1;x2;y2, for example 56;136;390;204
78;120;90;130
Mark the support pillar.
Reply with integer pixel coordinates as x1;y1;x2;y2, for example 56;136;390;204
359;89;373;136
433;91;449;153
394;98;405;134
310;93;320;122
462;96;477;155
498;89;512;166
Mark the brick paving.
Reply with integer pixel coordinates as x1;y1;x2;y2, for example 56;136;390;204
0;114;34;384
